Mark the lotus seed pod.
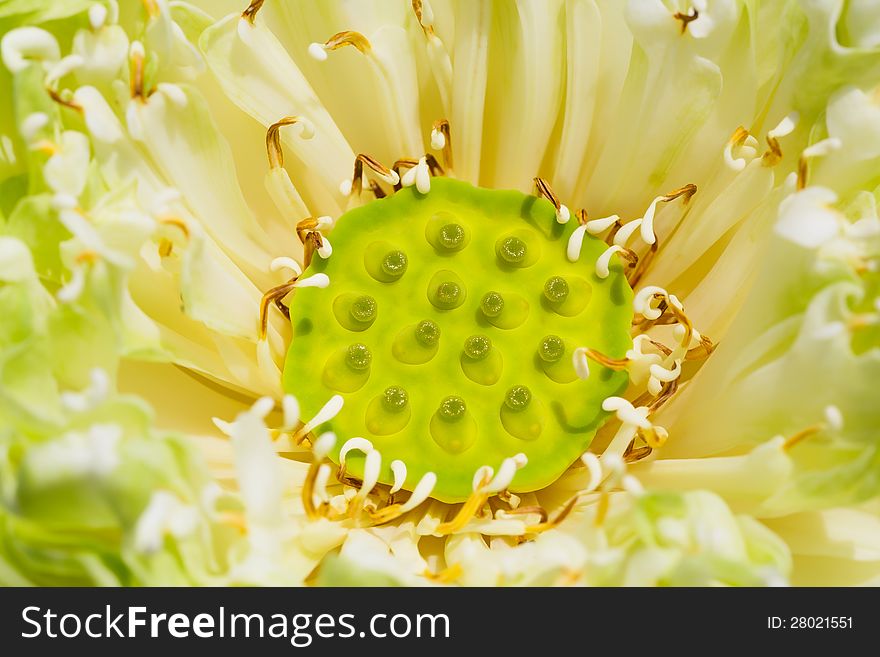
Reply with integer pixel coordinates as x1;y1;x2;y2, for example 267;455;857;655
284;179;632;502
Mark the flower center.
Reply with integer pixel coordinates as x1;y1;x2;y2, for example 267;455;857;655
282;178;633;501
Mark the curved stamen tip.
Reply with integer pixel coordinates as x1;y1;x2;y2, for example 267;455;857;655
824;405;844;432
313;432;337;460
308;42;329;61
294;272;330;289
573;347;590;379
88;4;108;30
389;459;407;494
339;436;372;466
567;224;588;262
313;31;372;58
270;256;303;277
802;137;842;159
430;127;446;150
556;204;571;225
768;112;799;139
241;0;265;25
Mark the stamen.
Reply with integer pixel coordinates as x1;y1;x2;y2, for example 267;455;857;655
534;177;570;224
423;563;462;584
129;41;147;100
580;452;603;493
412;0;436;35
88;4;108;30
302;432;337;520
431;119;453;169
266;116;315;169
585;214;620;235
435;468;493;535
797;138;842;190
343;153;400;197
825;405;844;431
293;273;330;289
572;347;591;379
21;112;49;142
300;395;345;439
368;471;437;525
259;280;297;340
567;224;588;262
389;459;407;494
141;0;160;19
639;184;697;246
762;112;799;166
481;454;527;495
48;88;82;112
602;397;651;430
472;465;493;492
241;0;265;25
723;126;750;171
782;425;822;451
525;493;582;534
338;436;373;468
768;113;798;139
309;31;372;60
647;360;682;396
595;245;638;278
269;256;303;278
612;218;642;247
633;286;667;320
673;7;699;34
277;396;301;436
312;432;338;460
349;448;381;515
400;156;431;194
313;464;332;508
1;26;60;74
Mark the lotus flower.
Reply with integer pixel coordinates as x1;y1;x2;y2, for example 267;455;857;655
0;0;878;587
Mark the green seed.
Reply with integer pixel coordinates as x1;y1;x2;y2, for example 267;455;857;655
543;276;569;303
382;386;409;412
415;320;440;346
345;343;372;371
349;295;377;323
480;291;505;317
438;223;466;249
381;250;408;278
437;395;467;422
505;385;532;411
464;335;491;360
539;335;565;362
498;236;527;264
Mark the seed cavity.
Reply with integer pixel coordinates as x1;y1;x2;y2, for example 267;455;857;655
393;320;441;364
364;240;409;282
505;385;532;410
480;291;504;318
495;230;540;268
463;335;491;360
426;211;470;253
333;293;378;331
416;319;440;346
501;386;544;441
498;236;527;264
539;335;565;362
428;270;466;310
430;395;477;454
543;276;569;303
346;343;372;371
366;386;411;435
382;250;408;278
437;395;466;422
